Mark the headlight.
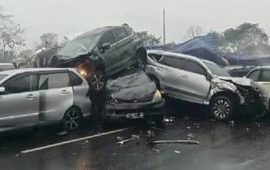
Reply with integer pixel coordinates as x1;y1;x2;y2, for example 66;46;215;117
152;90;162;103
79;69;88;77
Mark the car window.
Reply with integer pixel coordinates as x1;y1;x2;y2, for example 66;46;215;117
260;70;270;81
159;56;186;70
99;31;115;46
69;72;83;86
3;75;33;94
112;27;128;42
247;70;260;81
39;73;70;90
184;60;206;75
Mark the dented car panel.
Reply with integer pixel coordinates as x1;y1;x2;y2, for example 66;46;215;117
146;50;261;108
106;71;164;120
246;66;270;111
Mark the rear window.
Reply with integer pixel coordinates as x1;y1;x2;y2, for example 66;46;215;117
69;72;83;86
39;73;70;90
160;56;186;70
260;70;270;81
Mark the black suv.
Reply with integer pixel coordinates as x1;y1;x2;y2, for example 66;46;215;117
52;24;143;92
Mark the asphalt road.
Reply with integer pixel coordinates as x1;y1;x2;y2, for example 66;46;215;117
1;99;270;170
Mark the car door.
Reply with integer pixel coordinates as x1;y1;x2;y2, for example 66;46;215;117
38;72;73;122
156;55;187;96
0;73;39;127
179;60;211;104
98;30;118;75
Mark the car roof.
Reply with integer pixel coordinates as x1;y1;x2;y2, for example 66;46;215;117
253;65;270;70
0;63;14;66
0;68;73;75
147;49;217;65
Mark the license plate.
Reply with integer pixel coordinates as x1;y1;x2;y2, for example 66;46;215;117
126;112;144;119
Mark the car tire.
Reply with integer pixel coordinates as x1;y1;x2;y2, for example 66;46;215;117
210;96;234;121
91;69;106;93
62;107;83;131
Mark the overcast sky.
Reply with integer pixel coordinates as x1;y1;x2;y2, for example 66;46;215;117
1;0;270;47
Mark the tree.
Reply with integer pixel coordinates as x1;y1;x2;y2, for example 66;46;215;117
136;31;161;46
0;7;25;62
184;25;204;40
221;23;269;54
39;33;58;49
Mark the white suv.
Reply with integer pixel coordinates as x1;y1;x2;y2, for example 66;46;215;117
146;50;262;120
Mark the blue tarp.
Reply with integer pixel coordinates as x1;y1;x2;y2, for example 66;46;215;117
148;35;227;66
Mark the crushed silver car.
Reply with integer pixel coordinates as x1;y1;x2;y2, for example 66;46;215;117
104;70;164;124
145;50;262;120
246;66;270;111
0;68;91;132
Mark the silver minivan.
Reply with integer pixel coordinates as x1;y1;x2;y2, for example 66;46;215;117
0;68;91;132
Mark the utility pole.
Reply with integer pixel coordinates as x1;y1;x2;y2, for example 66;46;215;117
162;0;166;45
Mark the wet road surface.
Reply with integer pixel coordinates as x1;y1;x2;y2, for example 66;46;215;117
1;99;270;170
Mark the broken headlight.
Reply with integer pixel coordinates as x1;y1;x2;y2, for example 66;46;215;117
152;90;162;103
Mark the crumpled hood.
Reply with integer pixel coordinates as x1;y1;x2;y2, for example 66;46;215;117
110;83;156;101
107;71;157;102
218;76;254;87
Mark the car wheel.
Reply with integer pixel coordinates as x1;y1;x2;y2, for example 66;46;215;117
63;107;83;131
210;96;234;121
91;70;106;92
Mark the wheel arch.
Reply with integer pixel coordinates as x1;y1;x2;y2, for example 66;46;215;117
210;91;240;106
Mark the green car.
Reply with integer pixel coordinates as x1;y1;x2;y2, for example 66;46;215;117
52;24;143;92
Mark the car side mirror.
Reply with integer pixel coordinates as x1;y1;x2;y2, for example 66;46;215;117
0;87;5;94
205;74;212;81
99;43;111;53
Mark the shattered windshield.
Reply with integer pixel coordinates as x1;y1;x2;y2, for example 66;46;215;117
203;61;230;77
57;31;103;59
107;71;151;90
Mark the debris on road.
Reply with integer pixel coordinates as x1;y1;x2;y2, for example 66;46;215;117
147;130;155;139
164;116;175;123
186;126;191;130
174;150;181;154
187;133;196;140
117;135;140;145
152;148;160;153
150;140;200;145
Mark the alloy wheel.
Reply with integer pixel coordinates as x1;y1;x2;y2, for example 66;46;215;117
63;108;82;131
212;98;232;120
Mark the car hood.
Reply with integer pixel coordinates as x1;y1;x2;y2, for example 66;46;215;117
217;76;254;87
107;71;157;102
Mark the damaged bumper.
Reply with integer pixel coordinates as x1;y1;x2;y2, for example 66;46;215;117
105;100;165;120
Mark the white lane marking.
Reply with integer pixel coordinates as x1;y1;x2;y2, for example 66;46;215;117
21;128;130;154
0;113;39;121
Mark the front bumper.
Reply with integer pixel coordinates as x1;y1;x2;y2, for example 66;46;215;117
105;100;165;120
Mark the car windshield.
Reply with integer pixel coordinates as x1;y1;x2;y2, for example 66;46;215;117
0;74;7;81
203;61;230;77
57;31;103;59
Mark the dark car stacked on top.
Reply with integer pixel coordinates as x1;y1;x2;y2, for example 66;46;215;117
51;24;143;92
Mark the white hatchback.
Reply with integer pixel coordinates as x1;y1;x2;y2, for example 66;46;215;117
0;68;91;132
